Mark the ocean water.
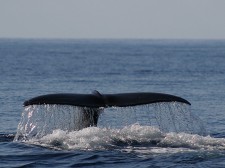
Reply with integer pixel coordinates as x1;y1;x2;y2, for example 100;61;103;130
1;39;225;167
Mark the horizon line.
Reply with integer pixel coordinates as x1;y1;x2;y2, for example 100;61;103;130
1;37;225;41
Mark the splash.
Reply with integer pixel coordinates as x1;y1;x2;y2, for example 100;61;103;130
14;102;206;141
98;103;206;135
29;125;164;150
23;125;225;152
14;105;103;140
152;102;206;134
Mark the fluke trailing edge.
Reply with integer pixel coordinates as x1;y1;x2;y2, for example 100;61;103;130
24;90;191;107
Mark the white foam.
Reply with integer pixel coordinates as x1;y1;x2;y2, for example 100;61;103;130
159;132;225;150
24;124;225;152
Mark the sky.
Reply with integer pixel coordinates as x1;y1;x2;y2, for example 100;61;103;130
1;0;225;39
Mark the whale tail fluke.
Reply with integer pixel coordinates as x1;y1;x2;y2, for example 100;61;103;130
23;91;191;129
24;91;191;107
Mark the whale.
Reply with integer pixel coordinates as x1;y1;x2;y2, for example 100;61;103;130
24;91;191;127
24;90;191;107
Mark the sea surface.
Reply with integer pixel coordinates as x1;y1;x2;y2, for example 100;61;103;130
1;39;225;167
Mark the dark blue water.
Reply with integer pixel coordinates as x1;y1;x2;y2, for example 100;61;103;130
1;39;225;167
